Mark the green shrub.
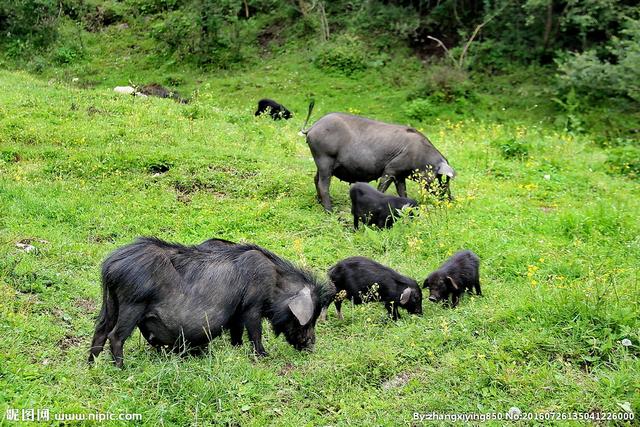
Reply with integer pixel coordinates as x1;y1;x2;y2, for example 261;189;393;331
403;98;433;121
606;146;640;180
0;150;21;163
0;0;59;50
151;1;248;67
408;65;472;102
314;34;368;76
54;45;81;64
552;88;584;134
492;137;530;160
124;0;182;15
556;19;640;103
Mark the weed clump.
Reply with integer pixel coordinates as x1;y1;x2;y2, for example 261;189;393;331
606;146;640;180
492;137;530;160
314;34;368;76
403;98;434;121
408;65;473;102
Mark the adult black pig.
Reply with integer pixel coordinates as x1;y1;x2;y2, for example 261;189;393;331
301;104;455;211
350;182;418;229
88;237;333;367
255;98;292;120
327;256;422;320
423;250;481;308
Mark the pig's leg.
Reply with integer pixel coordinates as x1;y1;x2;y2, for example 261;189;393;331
230;323;243;346
378;174;394;193
334;300;344;320
474;280;482;296
445;176;453;200
450;293;460;308
88;303;118;364
314;171;321;202
314;157;334;212
395;178;407;198
385;302;400;320
319;307;328;322
108;303;146;368
243;312;267;357
353;213;359;229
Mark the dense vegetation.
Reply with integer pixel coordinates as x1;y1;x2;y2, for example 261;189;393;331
1;0;638;425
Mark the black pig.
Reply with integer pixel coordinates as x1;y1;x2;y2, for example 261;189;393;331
88;237;333;367
423;250;481;308
255;98;292;120
327;256;422;320
350;182;418;229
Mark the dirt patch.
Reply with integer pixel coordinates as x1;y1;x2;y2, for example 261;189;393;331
52;308;73;325
15;238;48;253
208;164;258;179
381;372;412;390
173;181;226;203
277;363;295;376
57;334;83;351
539;206;556;213
75;297;97;314
175;189;192;204
87;106;108;116
88;233;118;244
17;237;49;245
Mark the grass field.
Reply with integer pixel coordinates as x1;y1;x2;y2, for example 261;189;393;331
1;46;639;425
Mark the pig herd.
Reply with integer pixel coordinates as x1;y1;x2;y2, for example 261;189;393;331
88;99;481;367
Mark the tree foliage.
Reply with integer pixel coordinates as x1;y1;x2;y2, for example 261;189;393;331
1;0;638;100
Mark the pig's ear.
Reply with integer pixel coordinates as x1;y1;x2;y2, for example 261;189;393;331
437;162;455;178
400;287;412;305
446;276;459;290
289;287;314;326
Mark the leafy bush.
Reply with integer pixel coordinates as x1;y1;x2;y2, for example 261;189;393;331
152;9;200;59
151;0;248;67
314;34;368;76
408;65;472;102
403;98;433;121
0;0;59;51
330;1;419;49
556;19;640;103
124;0;182;15
54;45;82;64
492;137;530;160
606;146;640;180
0;150;21;163
552;88;583;134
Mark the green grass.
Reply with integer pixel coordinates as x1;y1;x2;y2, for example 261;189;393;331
1;46;639;426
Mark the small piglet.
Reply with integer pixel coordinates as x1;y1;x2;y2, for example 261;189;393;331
255;98;292;120
423;250;481;308
328;256;422;320
350;182;418;229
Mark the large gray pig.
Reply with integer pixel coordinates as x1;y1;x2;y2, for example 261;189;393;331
301;102;455;211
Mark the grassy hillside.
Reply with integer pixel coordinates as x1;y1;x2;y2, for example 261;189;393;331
1;44;639;425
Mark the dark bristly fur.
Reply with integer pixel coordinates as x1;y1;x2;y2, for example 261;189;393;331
350;182;418;229
138;83;189;104
88;237;333;368
255;98;292;120
327;256;422;321
423;250;482;308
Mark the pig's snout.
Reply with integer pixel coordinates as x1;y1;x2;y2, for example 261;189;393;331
428;296;438;302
